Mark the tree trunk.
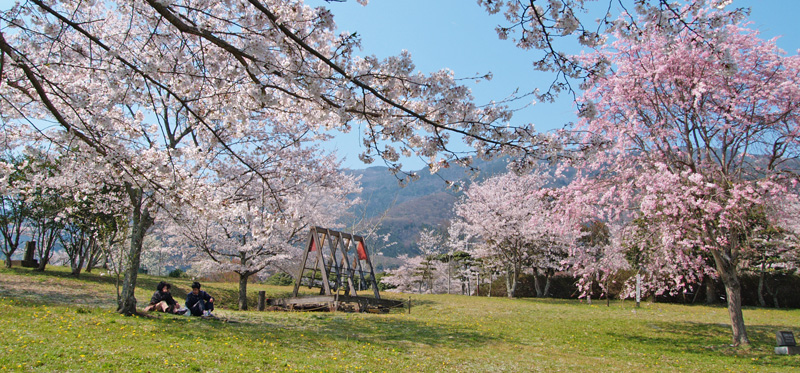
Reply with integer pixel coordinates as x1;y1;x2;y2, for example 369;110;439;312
34;246;50;272
447;256;451;295
488;272;492;297
34;230;57;272
428;267;434;294
543;270;552;298
711;249;750;346
71;257;82;277
70;239;87;277
773;288;780;309
533;268;543;297
505;272;512;298
74;247;87;277
635;273;641;308
705;276;717;305
586;281;592;305
85;239;102;273
1;223;22;269
117;186;154;316
757;259;766;308
238;272;250;311
505;264;518;298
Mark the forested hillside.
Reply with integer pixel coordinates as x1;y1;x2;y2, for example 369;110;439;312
346;158;528;257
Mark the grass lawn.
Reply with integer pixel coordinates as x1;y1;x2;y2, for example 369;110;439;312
1;266;799;372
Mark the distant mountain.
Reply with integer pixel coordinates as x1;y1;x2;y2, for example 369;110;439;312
345;158;513;257
345;149;792;260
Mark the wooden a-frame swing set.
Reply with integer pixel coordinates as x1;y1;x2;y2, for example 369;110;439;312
292;226;381;298
268;226;402;312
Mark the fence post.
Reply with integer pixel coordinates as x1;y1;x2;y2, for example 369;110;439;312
258;291;266;311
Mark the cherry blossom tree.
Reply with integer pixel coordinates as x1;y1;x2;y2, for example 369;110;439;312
739;198;800;307
381;254;425;293
24;170;65;272
381;257;449;295
139;236;172;277
441;224;477;295
477;0;750;105
454;170;566;298
562;8;800;345
56;182;127;277
162;151;359;310
15;145;134;277
526;192;571;297
615;216;711;304
0;0;571;314
413;228;445;293
0;156;31;268
563;220;631;304
380;228;451;294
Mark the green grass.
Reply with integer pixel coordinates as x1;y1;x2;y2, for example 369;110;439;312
1;266;799;372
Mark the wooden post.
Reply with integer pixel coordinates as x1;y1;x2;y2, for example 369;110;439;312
293;231;314;297
22;241;38;268
258;291;266;311
476;272;479;297
407;297;411;314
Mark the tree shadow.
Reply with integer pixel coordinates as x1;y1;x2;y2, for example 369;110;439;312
608;320;800;369
154;311;497;352
3;265;120;284
384;296;436;307
317;315;494;348
0;267;117;307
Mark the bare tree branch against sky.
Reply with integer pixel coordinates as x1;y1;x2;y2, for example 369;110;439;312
314;0;800;169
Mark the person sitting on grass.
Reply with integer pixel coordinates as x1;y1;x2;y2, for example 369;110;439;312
186;281;215;317
144;281;186;314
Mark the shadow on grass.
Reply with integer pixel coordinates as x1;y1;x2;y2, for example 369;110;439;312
0;266;344;311
609;320;800;369
158;311;498;351
128;291;495;351
0;267;116;307
516;297;581;305
3;265;121;284
399;297;437;307
320;316;493;348
0;267;204;310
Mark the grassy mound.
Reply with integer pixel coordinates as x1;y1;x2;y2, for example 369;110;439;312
1;266;799;371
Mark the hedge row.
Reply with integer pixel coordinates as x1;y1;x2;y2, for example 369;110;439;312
481;272;800;308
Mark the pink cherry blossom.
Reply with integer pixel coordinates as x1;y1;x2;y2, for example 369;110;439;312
561;7;800;346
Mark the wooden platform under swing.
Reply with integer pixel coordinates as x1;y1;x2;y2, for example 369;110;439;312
267;226;403;312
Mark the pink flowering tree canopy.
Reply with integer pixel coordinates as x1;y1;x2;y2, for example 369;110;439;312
161;152;360;310
454;170;567;298
562;6;800;345
0;0;569;313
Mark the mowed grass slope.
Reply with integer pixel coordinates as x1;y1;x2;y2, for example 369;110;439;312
1;267;799;372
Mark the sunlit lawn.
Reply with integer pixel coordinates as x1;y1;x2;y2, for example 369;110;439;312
1;266;799;372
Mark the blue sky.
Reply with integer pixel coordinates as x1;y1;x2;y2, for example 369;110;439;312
312;0;800;170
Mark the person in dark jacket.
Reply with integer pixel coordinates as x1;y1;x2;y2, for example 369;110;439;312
144;281;186;314
186;281;215;317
